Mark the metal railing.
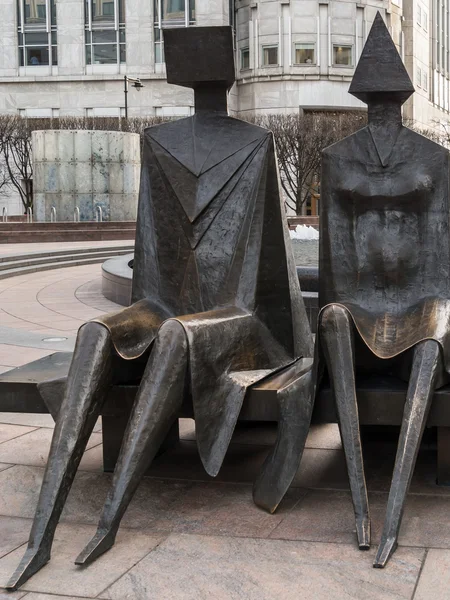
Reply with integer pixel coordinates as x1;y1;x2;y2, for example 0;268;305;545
26;207;33;223
50;206;56;222
95;205;103;223
2;207;7;223
74;206;80;222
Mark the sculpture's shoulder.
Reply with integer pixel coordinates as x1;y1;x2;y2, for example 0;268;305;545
322;126;369;161
403;126;449;157
144;113;270;144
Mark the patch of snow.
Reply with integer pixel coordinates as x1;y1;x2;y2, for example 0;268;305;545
289;225;319;240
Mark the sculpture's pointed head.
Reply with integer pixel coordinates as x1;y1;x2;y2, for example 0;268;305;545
349;12;414;106
163;26;235;112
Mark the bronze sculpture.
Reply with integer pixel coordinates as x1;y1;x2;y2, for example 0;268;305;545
7;26;313;589
319;12;450;567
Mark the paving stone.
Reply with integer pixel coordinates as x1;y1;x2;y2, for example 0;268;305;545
0;346;53;368
270;489;387;545
0;523;164;597
305;423;342;449
0;465;193;529
0;424;36;445
18;595;93;600
414;548;450;599
0;516;30;559
398;494;450;549
0;428;102;468
0;590;27;599
0;464;12;473
0;414;55;428
100;534;424;600
155;481;305;538
0;465;46;519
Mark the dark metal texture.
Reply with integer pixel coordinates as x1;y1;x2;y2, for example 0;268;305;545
317;11;450;568
8;26;313;589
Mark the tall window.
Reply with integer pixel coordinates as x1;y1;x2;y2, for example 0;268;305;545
333;45;352;66
17;0;57;66
85;0;125;65
262;45;278;66
154;0;195;63
294;43;315;65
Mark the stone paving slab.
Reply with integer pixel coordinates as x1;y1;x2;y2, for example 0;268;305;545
414;548;450;599
0;522;164;597
0;590;27;599
0;516;31;559
0;429;102;468
0;424;36;445
99;533;424;600
0;414;55;428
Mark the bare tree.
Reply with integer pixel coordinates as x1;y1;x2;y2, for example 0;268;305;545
0;115;170;212
242;111;367;214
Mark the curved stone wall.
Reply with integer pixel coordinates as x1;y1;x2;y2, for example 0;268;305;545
32;130;140;222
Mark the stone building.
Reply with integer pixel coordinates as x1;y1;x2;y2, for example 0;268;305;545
0;0;445;131
0;0;448;214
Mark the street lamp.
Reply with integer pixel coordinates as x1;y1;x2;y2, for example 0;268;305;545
124;76;144;119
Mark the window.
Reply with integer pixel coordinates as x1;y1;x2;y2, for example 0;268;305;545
417;4;422;25
417;65;422;87
333;45;352;66
240;47;249;70
423;70;428;91
294;43;315;65
17;0;57;66
154;0;195;64
262;45;278;66
423;9;428;31
85;0;126;65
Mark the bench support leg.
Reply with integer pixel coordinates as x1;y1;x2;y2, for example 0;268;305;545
102;415;180;473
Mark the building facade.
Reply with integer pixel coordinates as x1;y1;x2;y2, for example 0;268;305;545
0;0;446;128
0;0;448;215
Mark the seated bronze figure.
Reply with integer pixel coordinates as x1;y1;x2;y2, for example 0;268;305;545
318;13;450;568
8;26;313;589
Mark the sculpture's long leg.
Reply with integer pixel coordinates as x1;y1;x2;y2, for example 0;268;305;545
75;320;188;566
253;364;313;513
7;323;113;590
320;305;370;549
374;339;441;568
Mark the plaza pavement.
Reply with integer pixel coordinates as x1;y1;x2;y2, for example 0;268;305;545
0;244;447;599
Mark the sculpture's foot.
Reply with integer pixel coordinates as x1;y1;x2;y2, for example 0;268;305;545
356;516;371;550
373;537;397;568
6;545;50;590
75;528;117;566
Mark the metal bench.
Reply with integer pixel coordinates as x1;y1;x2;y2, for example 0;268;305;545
1;351;450;485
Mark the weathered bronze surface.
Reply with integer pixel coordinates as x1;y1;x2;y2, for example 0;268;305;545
318;12;450;567
7;26;313;589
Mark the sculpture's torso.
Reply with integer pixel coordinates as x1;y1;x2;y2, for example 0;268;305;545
320;125;450;364
132;112;271;316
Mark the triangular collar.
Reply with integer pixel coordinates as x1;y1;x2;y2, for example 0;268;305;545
368;123;402;167
147;113;267;177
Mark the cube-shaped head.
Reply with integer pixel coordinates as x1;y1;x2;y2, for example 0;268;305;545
164;26;235;91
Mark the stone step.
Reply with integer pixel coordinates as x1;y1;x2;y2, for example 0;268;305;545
0;248;133;272
0;221;136;230
0;253;130;279
0;244;134;264
0;229;135;243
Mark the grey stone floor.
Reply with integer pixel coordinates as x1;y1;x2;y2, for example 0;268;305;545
0;416;448;600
